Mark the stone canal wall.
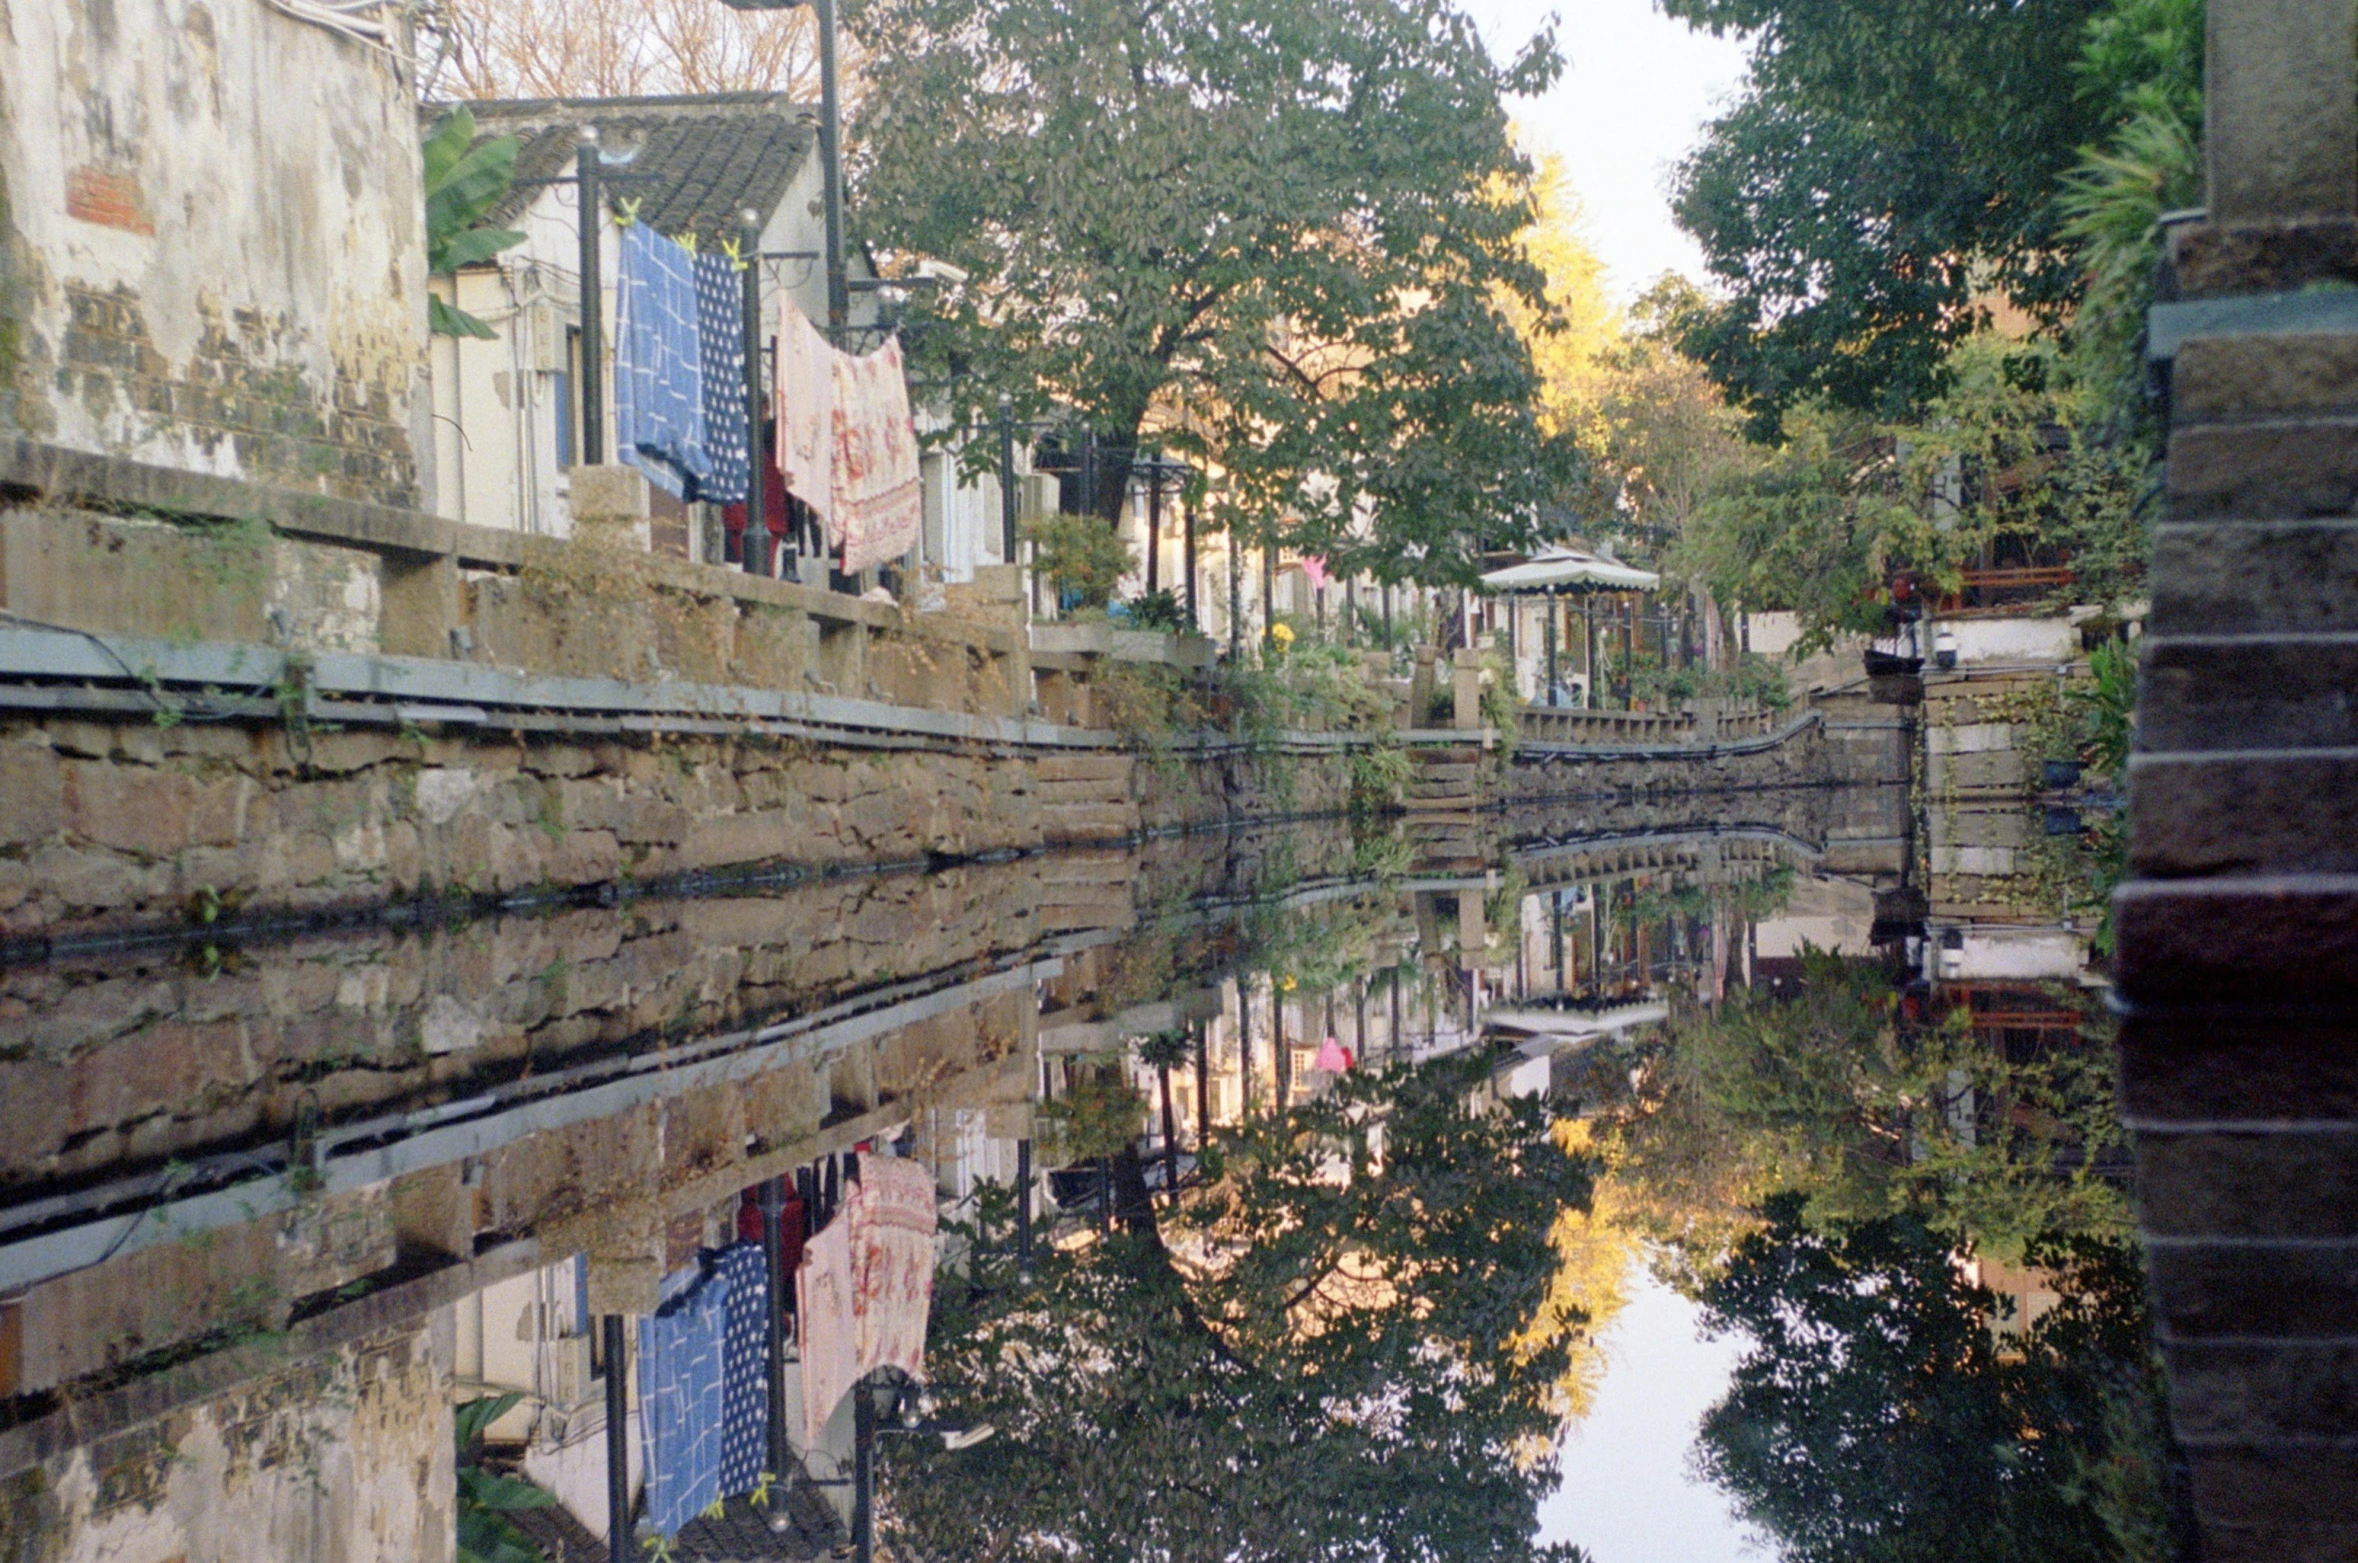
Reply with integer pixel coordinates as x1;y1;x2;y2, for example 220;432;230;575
0;711;1361;950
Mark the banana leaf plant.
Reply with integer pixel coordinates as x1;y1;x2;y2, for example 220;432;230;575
455;1392;555;1563
424;107;527;340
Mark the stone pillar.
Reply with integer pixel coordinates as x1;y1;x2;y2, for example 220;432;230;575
569;463;651;550
1452;650;1483;731
2207;0;2358;223
2120;5;2358;1554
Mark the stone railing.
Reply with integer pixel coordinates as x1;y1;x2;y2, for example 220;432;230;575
1518;701;1778;747
0;440;1033;720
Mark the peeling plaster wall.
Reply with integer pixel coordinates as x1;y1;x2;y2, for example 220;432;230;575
2;1325;453;1563
0;0;427;505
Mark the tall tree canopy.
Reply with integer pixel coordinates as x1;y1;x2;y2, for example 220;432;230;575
846;0;1575;587
1660;0;2119;434
880;1052;1596;1561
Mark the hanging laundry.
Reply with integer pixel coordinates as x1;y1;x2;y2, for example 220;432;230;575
795;1214;859;1453
691;250;751;506
614;222;709;501
773;295;835;536
713;1242;772;1499
1301;556;1331;589
721;427;790;550
637;1260;731;1536
1314;1036;1353;1073
830;337;923;575
844;1152;937;1382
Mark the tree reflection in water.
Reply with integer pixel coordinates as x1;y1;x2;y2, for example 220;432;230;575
1593;951;2192;1562
882;1051;1597;1563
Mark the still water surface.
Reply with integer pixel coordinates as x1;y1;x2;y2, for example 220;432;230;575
0;791;2170;1561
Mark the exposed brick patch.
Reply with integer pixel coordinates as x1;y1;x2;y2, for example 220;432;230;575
63;167;154;237
56;285;414;508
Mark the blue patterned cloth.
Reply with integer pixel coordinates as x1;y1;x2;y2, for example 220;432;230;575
638;1260;731;1536
614;223;708;500
714;1242;772;1496
692;253;752;506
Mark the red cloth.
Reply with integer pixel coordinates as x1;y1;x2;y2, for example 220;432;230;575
722;443;790;537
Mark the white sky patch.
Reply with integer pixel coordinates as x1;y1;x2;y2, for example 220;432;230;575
1535;1258;1769;1561
1469;0;1752;301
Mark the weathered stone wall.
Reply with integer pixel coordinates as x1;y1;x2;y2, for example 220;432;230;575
0;0;426;504
1;1323;451;1563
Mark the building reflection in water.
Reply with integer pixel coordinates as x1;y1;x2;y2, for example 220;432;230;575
0;786;2181;1561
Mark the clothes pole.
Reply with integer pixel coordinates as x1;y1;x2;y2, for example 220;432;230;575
759;1177;790;1490
739;210;768;576
817;0;848;331
603;1314;630;1563
1145;455;1161;596
576;130;603;467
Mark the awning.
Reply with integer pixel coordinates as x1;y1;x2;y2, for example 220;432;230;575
1480;546;1660;595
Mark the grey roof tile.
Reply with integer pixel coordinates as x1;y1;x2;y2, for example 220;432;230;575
432;93;819;243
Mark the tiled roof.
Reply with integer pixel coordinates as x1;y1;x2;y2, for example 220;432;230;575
435;93;819;244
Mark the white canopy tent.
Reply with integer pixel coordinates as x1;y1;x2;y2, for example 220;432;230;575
1479;546;1660;596
1478;547;1662;709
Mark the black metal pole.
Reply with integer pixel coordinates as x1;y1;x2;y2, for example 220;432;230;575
997;393;1018;567
1080;428;1096;520
740;210;768;576
759;1176;790;1494
1261;535;1276;658
1014;1136;1033;1278
1194;1022;1209;1140
1183;483;1198;628
1238;976;1253;1118
1145;455;1161;597
577;130;604;467
1546;591;1559;707
603;1313;629;1563
852;1376;875;1563
817;0;848;333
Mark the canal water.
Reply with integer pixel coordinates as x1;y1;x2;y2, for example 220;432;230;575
0;783;2170;1561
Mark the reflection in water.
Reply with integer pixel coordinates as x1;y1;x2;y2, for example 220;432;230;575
0;795;2187;1561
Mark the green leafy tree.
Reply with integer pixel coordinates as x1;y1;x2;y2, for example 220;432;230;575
1674;335;2148;654
846;0;1576;589
424;107;528;340
1693;1196;2185;1563
880;1052;1596;1562
1659;0;2118;434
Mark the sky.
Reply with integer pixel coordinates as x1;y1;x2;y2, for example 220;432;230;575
1535;1261;1768;1562
1467;0;1753;301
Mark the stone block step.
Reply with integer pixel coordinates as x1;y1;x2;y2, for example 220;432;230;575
2152;520;2358;635
2131;749;2358;875
2114;872;2358;999
2140;634;2358;750
2171;415;2358;520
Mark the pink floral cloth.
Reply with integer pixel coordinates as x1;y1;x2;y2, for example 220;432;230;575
773;296;835;533
829;338;923;574
845;1154;938;1383
792;1154;939;1450
794;1216;859;1452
